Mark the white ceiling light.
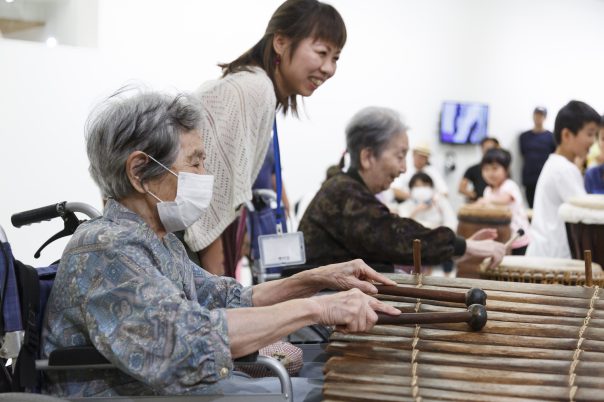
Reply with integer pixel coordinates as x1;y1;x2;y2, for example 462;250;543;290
5;0;15;3
46;36;57;47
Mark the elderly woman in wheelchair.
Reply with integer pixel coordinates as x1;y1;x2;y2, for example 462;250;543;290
40;89;400;399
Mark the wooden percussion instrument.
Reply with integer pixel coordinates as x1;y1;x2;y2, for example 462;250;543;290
456;204;512;242
479;255;604;286
455;204;512;278
323;273;604;402
561;194;604;268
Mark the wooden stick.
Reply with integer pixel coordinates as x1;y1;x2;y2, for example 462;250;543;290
376;304;487;331
379;285;596;308
323;370;604;401
327;341;604;376
504;228;524;249
389;273;597;299
378;294;594;319
366;325;604;352
330;333;604;360
412;238;421;275
324;360;604;388
375;284;487;306
586;249;594;287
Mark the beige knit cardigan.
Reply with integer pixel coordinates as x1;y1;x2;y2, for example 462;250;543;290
185;67;276;251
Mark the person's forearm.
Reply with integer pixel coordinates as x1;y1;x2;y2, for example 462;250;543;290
226;299;319;358
459;184;475;199
458;181;469;197
251;270;324;306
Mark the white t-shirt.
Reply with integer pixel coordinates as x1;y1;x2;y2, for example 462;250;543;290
526;154;586;258
483;179;530;249
391;165;449;196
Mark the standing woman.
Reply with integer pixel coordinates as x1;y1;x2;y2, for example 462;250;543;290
185;0;346;275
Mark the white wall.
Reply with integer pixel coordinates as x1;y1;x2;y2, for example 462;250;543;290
0;0;98;47
1;0;604;265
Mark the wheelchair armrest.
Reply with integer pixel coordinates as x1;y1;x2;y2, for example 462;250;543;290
48;346;110;366
235;355;293;402
41;347;293;401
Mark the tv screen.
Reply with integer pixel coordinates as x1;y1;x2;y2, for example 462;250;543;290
440;101;489;145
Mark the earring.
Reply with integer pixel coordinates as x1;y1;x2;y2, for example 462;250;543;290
275;54;281;66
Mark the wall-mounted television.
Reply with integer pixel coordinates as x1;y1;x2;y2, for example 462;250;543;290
440;101;489;145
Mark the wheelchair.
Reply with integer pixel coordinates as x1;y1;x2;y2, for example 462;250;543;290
0;201;324;402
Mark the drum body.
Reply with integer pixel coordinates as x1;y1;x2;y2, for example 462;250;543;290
479;255;604;286
456;204;512;278
561;194;604;268
457;204;512;241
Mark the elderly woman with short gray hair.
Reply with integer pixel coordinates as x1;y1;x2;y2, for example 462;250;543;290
41;91;400;399
299;106;506;270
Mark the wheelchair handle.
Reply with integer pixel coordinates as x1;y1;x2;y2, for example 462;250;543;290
11;201;102;228
11;202;66;228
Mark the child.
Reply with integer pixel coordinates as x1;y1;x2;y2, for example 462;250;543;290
478;148;530;255
526;100;600;259
398;172;457;276
584;115;604;194
399;172;457;230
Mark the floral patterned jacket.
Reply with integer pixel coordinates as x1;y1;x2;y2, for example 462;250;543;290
42;199;252;397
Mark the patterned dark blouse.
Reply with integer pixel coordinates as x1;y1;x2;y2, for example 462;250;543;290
299;170;466;267
41;199;252;397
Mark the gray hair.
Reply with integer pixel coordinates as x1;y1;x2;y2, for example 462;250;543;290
346;106;407;170
86;87;202;199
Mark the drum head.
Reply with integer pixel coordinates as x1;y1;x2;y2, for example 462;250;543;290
458;204;512;220
560;195;604;224
569;194;604;210
480;255;603;285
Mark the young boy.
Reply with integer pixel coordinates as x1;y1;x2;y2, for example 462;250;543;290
526;101;600;259
584;115;604;194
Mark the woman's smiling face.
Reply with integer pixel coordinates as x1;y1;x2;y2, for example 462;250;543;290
274;36;340;98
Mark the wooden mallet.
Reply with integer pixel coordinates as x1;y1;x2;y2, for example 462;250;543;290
375;285;487;307
376;304;487;331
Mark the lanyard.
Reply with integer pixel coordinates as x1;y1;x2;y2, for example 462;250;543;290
273;119;284;234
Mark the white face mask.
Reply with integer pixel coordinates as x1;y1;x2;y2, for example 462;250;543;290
411;186;434;203
145;155;214;233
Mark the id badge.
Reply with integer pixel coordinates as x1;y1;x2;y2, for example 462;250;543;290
258;231;306;268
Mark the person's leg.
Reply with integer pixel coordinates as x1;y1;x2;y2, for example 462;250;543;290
222;214;246;278
442;260;454;275
511;246;527;256
525;183;536;208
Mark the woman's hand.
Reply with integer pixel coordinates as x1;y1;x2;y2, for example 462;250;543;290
311;288;401;333
462;239;506;269
297;259;397;294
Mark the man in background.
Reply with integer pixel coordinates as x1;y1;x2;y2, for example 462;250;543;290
519;106;556;207
458;137;499;202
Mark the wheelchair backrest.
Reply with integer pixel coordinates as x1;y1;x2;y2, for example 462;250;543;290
0;240;24;353
0;202;100;391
